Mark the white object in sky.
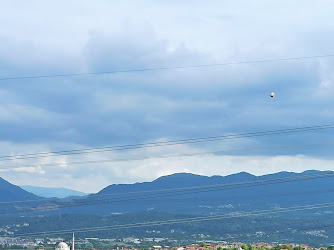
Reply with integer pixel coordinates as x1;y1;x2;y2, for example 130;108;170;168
270;92;275;97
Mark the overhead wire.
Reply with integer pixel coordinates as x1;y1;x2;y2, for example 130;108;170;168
4;202;334;237
0;129;323;218
1;40;333;241
0;54;334;82
43;188;334;209
207;216;334;238
1;140;333;171
4;187;334;216
0;124;333;162
224;222;334;242
0;172;333;215
1;171;333;205
0;171;333;205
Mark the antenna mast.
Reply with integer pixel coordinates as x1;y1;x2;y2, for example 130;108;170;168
72;233;75;250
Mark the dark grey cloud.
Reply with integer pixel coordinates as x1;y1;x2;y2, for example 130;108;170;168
1;32;334;151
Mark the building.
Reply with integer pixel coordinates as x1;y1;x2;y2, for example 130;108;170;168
55;233;75;250
55;242;70;250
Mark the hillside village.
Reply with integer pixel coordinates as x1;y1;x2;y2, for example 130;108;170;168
0;235;333;250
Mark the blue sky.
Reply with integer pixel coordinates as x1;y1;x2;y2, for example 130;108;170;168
0;1;334;192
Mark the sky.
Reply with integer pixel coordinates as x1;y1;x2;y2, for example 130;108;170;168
0;1;334;192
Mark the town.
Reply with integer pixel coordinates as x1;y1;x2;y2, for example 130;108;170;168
0;235;333;250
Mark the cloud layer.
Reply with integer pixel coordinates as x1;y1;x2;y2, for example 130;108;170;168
0;1;334;192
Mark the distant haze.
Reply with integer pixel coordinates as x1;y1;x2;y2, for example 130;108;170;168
20;185;88;198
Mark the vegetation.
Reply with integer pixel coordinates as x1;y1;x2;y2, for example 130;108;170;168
0;246;27;249
1;210;334;248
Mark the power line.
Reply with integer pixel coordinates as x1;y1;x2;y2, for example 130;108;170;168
210;216;333;238
4;186;333;216
9;203;334;236
45;188;334;211
0;54;333;82
0;171;333;205
0;123;333;162
1;171;333;205
4;202;334;238
0;172;333;214
224;222;334;242
1;140;332;171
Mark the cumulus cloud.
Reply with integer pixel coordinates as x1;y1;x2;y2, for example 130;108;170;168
0;140;333;193
315;59;334;98
2;149;334;193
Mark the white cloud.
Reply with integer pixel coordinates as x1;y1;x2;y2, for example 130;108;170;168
0;140;333;193
0;1;334;192
315;59;334;98
0;103;63;124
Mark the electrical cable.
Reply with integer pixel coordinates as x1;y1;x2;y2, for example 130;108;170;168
224;222;334;242
0;172;333;215
0;171;333;205
0;124;333;162
4;202;334;237
1;54;333;82
1;140;333;171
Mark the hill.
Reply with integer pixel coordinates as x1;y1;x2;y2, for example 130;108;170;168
60;170;334;215
0;177;40;202
1;171;334;246
2;170;333;216
20;185;88;198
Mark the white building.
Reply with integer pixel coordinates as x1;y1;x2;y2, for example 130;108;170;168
55;242;70;250
55;233;75;250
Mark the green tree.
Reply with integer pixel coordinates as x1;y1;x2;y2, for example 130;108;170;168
280;245;292;250
201;242;208;248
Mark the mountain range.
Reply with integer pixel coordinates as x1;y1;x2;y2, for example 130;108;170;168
1;170;334;246
1;170;334;215
20;185;88;198
65;170;334;215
